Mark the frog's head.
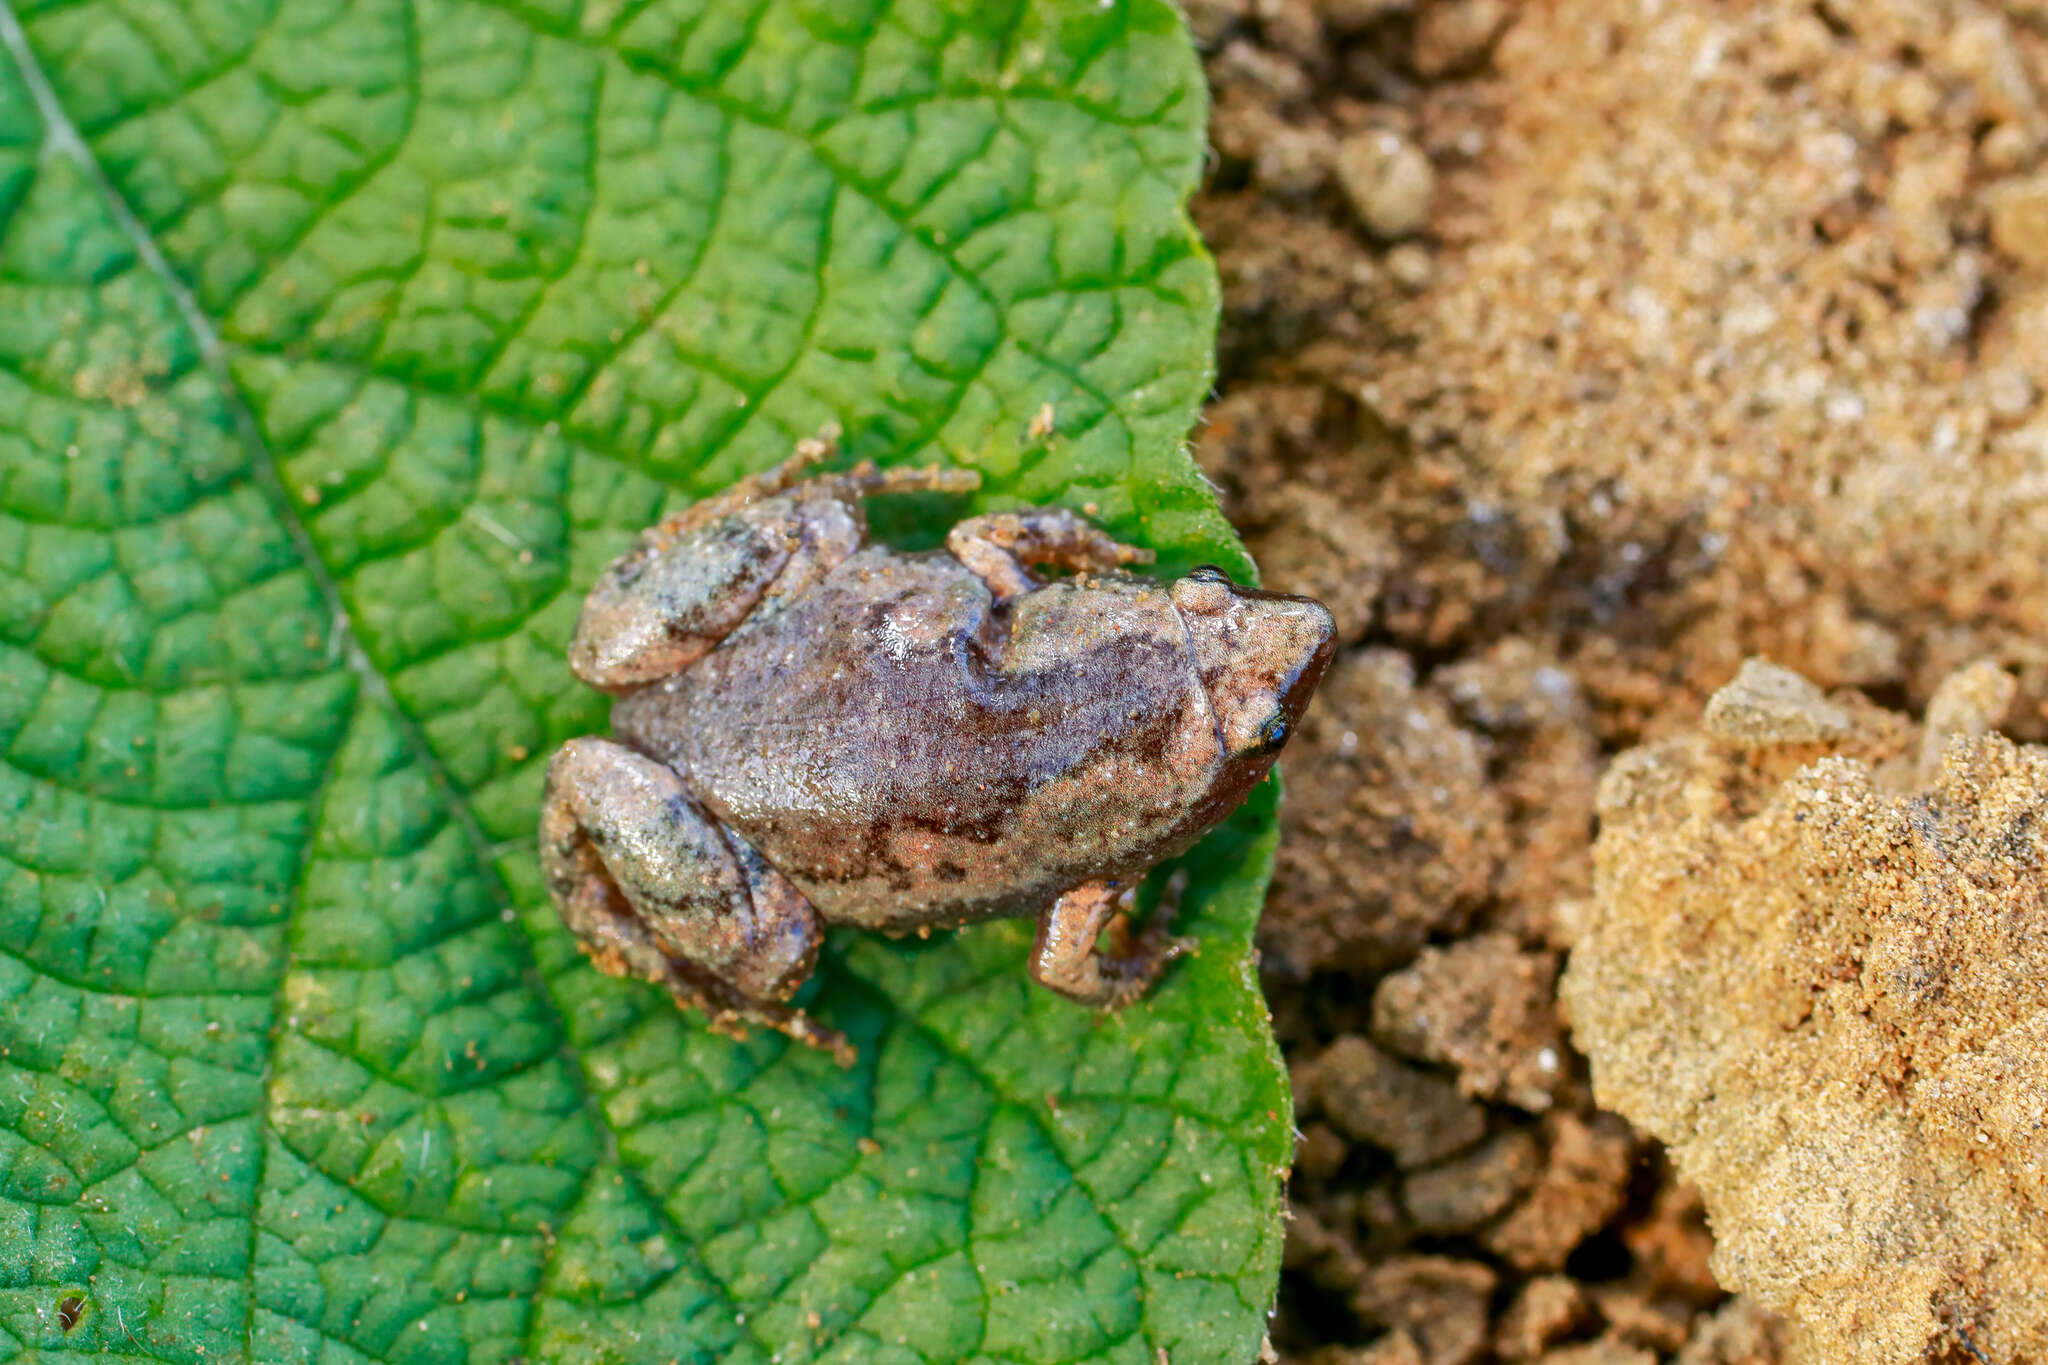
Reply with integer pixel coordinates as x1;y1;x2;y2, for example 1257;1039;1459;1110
1170;565;1336;780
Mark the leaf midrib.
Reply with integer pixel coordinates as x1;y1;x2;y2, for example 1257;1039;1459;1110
0;11;755;1361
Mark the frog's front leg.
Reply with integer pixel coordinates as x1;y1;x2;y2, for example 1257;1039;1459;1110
541;737;848;1058
946;509;1153;603
1030;876;1193;1010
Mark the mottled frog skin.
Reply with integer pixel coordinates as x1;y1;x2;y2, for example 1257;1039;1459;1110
540;436;1335;1058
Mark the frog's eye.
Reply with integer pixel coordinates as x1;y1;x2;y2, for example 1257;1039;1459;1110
1188;563;1233;585
1256;713;1292;754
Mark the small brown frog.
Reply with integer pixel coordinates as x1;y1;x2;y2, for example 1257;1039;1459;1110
540;434;1335;1058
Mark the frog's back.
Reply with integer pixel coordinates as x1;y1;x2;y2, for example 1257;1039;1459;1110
610;547;1224;929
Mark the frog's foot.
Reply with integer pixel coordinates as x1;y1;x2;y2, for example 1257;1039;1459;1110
541;737;853;1063
662;425;845;535
947;509;1154;603
1030;874;1194;1011
560;873;854;1064
677;432;979;530
840;459;982;499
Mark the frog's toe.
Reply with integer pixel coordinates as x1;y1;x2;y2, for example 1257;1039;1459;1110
947;508;1151;604
665;962;854;1066
845;460;982;498
586;927;852;1063
1100;930;1196;1012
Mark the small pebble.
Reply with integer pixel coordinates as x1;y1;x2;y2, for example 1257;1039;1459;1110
1386;242;1435;292
1254;122;1339;198
1412;0;1511;77
1336;130;1437;239
1987;173;2048;273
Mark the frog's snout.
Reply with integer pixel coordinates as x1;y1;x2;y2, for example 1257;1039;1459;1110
1256;592;1337;732
1179;581;1337;759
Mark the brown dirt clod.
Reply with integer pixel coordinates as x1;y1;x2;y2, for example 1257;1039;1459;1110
1371;931;1567;1110
1399;1127;1542;1234
1309;1034;1489;1168
1481;1113;1637;1273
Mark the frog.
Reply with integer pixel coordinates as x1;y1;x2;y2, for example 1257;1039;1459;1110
539;431;1336;1059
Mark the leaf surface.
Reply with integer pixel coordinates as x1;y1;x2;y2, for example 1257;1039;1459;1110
0;3;1289;1361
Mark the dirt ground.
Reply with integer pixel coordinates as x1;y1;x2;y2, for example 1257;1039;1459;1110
1183;0;2048;1360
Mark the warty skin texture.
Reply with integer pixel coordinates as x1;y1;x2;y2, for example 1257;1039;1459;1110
541;442;1335;1056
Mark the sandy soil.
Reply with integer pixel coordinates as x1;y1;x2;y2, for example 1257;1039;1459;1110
1184;0;2048;1359
1563;659;2047;1364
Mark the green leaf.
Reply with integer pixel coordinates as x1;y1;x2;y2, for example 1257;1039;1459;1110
0;2;1290;1362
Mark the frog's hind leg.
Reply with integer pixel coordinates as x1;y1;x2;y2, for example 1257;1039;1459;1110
569;476;855;693
570;432;983;692
541;737;851;1061
1029;874;1194;1010
947;509;1153;603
